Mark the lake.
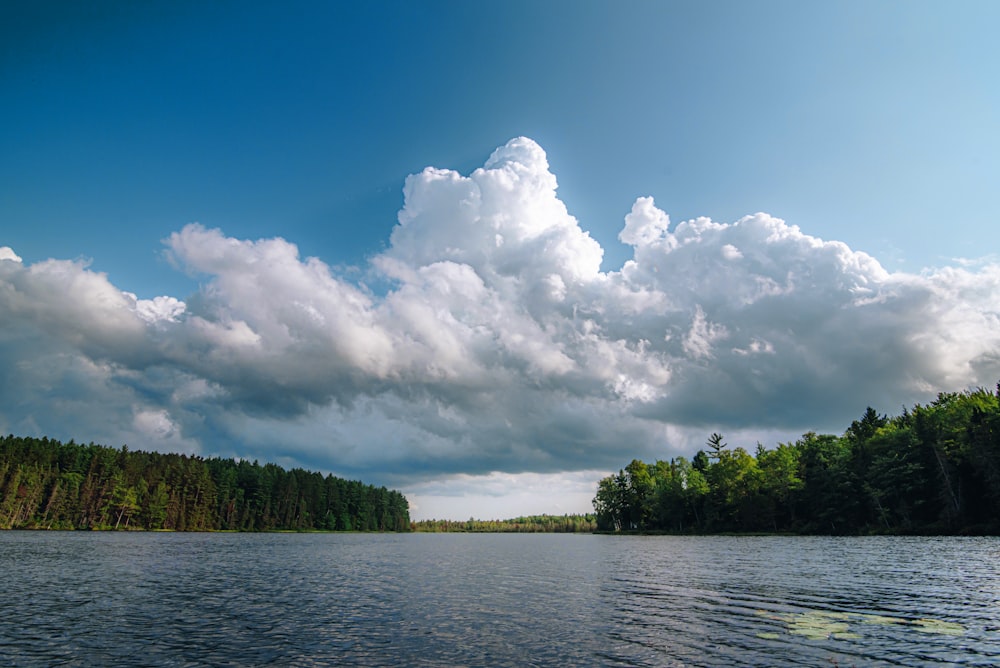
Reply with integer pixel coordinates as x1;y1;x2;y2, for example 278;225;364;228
1;532;998;666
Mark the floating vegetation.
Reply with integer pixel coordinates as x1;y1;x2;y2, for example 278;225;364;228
859;614;909;626
755;609;966;641
788;612;851;640
912;619;966;636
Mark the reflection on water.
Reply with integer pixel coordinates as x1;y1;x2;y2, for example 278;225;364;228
1;532;998;666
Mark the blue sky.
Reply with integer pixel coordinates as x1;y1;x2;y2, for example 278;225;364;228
2;1;999;519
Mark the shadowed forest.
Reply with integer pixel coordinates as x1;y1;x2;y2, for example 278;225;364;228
4;385;998;535
594;386;1000;535
0;436;410;531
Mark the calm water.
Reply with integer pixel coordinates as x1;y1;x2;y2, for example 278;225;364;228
1;532;999;667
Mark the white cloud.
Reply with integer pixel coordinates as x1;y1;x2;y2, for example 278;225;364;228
132;408;179;440
132;295;186;324
619;196;672;248
0;247;23;263
1;137;999;518
682;305;729;360
383;137;603;286
721;244;743;260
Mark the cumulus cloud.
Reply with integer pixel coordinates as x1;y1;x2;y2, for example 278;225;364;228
132;408;179;440
2;137;999;506
0;247;23;263
131;294;186;325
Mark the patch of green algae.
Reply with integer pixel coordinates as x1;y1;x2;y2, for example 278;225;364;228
755;609;965;641
912;618;965;636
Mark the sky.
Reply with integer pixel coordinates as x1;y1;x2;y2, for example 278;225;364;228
2;1;999;520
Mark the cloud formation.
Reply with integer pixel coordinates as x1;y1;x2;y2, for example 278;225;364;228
2;138;999;507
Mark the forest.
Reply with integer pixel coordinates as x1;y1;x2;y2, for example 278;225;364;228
593;386;1000;535
0;436;410;531
411;514;598;533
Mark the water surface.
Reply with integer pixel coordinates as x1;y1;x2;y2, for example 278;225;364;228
1;532;998;666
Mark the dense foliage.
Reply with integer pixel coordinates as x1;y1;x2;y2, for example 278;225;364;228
594;387;1000;535
0;436;410;531
412;514;598;533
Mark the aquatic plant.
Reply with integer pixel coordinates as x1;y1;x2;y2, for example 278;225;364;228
755;609;965;641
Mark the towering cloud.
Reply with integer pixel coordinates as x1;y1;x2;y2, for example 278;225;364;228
1;138;998;486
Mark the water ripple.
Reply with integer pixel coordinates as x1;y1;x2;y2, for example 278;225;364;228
1;533;999;666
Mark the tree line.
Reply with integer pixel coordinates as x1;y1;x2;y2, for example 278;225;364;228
593;386;1000;535
411;514;598;533
0;435;410;531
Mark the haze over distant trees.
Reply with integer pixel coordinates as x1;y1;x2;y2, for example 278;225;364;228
411;514;597;533
594;386;1000;535
0;436;410;531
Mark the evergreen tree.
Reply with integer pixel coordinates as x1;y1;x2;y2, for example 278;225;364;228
0;435;410;532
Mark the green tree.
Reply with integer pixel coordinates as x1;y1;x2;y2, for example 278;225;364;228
624;459;654;530
756;442;803;531
593;472;627;531
705;447;760;531
706;433;728;462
